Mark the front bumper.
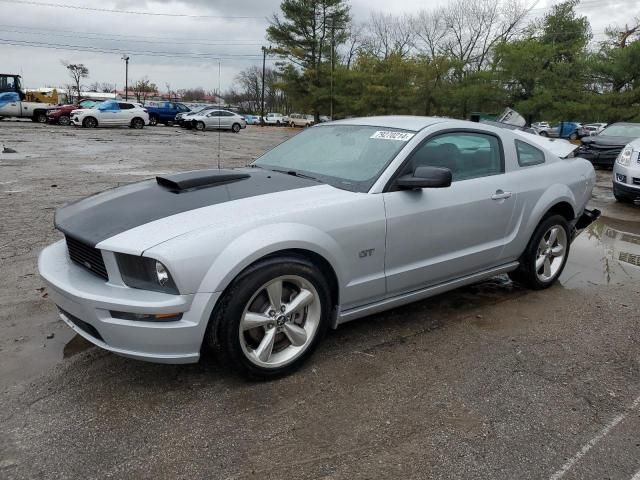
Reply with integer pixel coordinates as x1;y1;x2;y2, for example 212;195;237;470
38;240;220;364
576;147;622;166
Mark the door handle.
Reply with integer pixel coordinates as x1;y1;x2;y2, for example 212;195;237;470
491;190;512;200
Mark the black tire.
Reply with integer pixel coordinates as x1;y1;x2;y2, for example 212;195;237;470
509;214;571;289
208;256;332;379
149;115;158;126
231;122;241;133
569;132;578;141
83;116;97;128
130;117;144;129
58;115;71;126
34;111;48;123
539;131;548;137
195;121;205;131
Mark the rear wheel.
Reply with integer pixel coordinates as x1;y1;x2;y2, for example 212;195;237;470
209;257;331;379
83;116;97;128
130;117;144;129
33;111;47;123
231;122;241;133
509;214;570;289
195;121;205;131
58;115;71;126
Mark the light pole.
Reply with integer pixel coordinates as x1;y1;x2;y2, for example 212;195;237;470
121;55;130;100
260;46;271;126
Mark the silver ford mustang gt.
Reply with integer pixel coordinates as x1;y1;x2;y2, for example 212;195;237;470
38;116;599;378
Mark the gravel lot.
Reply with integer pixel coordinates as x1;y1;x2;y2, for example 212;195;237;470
1;121;639;480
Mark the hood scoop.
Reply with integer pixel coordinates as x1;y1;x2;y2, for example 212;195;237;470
156;169;250;192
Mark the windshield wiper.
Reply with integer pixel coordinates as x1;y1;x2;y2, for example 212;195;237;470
265;167;322;183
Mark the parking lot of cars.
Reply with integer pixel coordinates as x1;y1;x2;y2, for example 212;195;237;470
0;121;639;479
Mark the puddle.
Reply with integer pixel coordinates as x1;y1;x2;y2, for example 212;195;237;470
561;216;640;289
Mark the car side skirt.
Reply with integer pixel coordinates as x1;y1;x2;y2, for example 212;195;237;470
336;261;520;326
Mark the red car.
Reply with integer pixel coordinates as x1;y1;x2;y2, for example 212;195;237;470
47;99;103;126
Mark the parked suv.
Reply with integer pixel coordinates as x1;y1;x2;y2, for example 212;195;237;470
71;100;149;129
612;138;640;203
288;113;314;128
146;101;190;126
264;113;288;126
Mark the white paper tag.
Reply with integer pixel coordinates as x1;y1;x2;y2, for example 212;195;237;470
370;130;415;141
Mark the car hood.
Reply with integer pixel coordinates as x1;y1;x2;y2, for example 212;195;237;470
55;168;325;251
581;135;633;148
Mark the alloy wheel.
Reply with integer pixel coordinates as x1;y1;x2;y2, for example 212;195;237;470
535;225;567;282
239;275;321;369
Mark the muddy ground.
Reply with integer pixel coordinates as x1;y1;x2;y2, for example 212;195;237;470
0;121;639;480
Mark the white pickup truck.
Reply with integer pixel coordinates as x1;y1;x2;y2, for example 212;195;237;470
0;91;54;123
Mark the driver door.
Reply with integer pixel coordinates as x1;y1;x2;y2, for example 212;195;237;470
383;131;517;296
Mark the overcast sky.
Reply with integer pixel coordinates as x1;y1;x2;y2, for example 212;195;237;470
0;0;636;92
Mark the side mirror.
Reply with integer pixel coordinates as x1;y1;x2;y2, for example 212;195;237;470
396;166;452;190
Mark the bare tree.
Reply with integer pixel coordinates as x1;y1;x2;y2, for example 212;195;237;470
412;0;531;73
363;12;415;59
343;21;366;68
132;77;158;104
61;61;89;102
412;9;449;59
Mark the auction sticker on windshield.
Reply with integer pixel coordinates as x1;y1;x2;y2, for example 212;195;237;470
370;131;415;141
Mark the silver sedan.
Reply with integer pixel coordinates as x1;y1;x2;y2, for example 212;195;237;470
190;109;247;133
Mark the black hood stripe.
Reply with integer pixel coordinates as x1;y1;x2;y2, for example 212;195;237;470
55;168;320;247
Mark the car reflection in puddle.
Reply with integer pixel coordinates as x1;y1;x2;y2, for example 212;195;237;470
561;216;640;288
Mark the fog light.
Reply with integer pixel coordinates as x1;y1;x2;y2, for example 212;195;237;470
616;173;627;183
155;261;169;286
110;311;182;322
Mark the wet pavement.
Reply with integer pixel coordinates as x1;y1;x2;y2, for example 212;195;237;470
1;122;639;479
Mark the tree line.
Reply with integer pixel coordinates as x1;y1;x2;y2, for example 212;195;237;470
226;0;640;124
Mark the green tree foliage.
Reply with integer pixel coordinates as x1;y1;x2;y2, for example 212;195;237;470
267;0;350;119
240;0;640;123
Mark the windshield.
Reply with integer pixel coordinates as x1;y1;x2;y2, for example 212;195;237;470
600;123;640;137
253;125;414;192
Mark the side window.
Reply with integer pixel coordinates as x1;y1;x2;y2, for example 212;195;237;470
515;140;545;167
98;101;120;111
221;111;234;116
118;103;134;110
403;132;503;182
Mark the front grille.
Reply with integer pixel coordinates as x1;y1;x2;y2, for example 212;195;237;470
65;235;108;280
58;307;104;341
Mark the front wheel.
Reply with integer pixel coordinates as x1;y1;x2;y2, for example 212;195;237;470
148;115;158;126
509;214;570;289
58;115;71;126
83;117;98;128
209;257;331;379
195;121;205;131
539;131;548;137
231;122;241;133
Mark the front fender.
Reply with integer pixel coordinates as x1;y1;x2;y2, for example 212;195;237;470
197;223;347;294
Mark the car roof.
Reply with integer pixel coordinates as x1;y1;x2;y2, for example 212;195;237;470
328;115;448;132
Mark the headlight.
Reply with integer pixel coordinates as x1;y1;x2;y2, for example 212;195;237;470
616;144;634;166
115;253;179;294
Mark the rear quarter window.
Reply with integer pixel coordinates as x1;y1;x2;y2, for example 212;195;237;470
515;140;545;167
